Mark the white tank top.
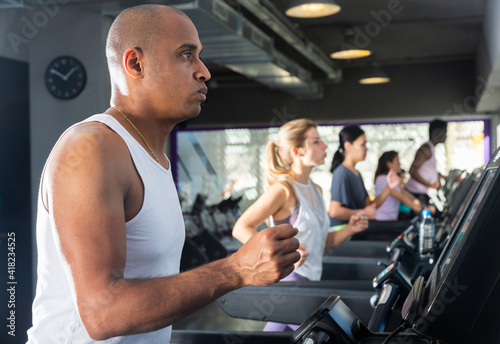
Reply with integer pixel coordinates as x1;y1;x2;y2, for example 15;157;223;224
28;114;185;343
406;141;439;195
271;180;330;281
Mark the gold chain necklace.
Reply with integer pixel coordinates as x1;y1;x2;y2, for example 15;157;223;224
112;106;160;164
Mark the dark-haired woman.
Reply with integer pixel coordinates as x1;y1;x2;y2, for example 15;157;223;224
374;151;422;221
329;125;400;230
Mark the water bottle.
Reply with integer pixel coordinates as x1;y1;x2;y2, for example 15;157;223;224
418;209;435;257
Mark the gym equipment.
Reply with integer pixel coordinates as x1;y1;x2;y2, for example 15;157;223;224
217;282;375;325
409;157;500;343
290;146;500;344
321;256;388;281
180;194;229;271
191;194;228;261
172;156;496;344
215;165;486;338
368;169;483;331
350;219;414;242
180;214;209;272
180;236;209;272
325;240;389;258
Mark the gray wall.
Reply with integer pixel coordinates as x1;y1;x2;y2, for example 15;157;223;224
476;0;500;112
0;8;29;62
2;4;114;227
484;0;500;69
187;60;481;127
28;6;110;209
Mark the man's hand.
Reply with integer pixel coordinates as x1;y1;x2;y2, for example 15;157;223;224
349;211;369;234
230;224;300;287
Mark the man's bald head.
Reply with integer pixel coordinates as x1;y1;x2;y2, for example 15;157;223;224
106;4;188;77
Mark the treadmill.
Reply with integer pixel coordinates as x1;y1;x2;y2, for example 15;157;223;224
324;170;467;256
289;146;500;344
214;170;481;329
368;169;483;332
172;147;500;343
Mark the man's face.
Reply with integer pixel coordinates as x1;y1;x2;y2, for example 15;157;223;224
146;13;211;121
432;127;447;144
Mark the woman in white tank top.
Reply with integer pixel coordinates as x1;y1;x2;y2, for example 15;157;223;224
232;119;369;331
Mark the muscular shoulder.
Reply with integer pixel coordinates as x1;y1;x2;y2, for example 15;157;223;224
43;122;133;206
49;122;129;171
411;144;432;168
417;143;432;157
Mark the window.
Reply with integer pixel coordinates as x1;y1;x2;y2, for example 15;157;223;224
173;120;486;214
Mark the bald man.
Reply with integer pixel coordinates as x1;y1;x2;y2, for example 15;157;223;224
27;5;300;343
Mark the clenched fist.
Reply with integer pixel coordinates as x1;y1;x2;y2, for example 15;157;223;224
229;224;300;287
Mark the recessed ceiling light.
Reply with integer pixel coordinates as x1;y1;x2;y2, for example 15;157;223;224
285;0;341;18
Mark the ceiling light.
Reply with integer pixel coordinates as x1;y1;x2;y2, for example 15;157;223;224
331;31;372;60
285;0;341;18
330;49;371;60
359;66;390;84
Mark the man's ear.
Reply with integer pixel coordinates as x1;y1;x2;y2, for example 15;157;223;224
123;47;144;79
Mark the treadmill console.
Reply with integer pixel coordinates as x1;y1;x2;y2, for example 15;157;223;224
387;224;417;253
291;295;369;344
372;262;412;291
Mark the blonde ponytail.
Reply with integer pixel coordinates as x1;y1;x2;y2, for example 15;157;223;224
264;118;317;195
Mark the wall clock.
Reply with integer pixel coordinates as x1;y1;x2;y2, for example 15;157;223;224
45;56;86;100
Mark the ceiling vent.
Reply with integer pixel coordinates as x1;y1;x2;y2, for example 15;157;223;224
0;0;23;8
172;0;324;98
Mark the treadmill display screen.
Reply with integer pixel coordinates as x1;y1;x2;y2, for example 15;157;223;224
444;171;481;234
438;169;497;279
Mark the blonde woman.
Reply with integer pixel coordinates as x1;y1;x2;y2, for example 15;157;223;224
233;119;368;332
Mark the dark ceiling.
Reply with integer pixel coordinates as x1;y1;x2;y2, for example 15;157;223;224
272;0;485;66
211;0;486;84
3;0;487;96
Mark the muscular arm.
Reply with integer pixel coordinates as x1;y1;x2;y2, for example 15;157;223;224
409;144;435;188
44;124;299;340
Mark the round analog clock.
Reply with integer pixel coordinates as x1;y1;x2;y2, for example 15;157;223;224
45;56;86;100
